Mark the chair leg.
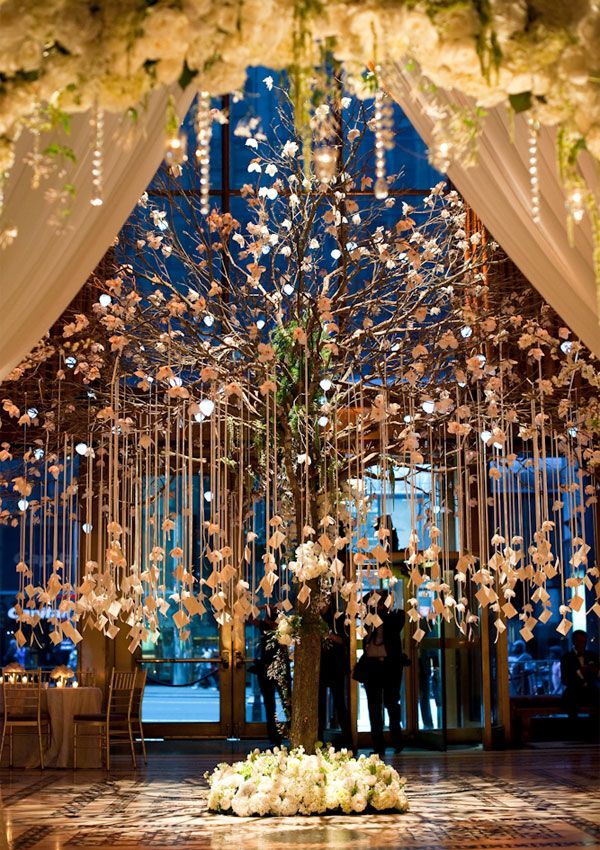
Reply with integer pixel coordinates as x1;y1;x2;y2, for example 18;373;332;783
38;722;44;770
128;722;137;769
139;721;147;765
9;727;13;768
105;727;110;772
73;722;77;769
0;723;6;768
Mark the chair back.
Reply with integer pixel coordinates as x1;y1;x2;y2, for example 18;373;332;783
131;669;147;722
1;667;25;684
106;670;137;721
79;667;97;687
2;669;42;721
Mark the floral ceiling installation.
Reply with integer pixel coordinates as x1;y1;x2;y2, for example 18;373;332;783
2;1;600;241
1;101;599;751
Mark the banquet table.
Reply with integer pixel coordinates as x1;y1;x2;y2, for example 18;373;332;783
0;686;103;768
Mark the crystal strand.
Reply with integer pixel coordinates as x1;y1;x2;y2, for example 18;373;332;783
373;66;388;200
164;97;188;173
90;104;104;207
313;145;336;185
165;130;188;171
565;186;585;223
527;115;540;224
195;92;212;216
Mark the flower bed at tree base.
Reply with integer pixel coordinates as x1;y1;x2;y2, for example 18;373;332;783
206;747;409;817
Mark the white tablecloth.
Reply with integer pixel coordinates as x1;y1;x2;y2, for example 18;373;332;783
0;686;103;768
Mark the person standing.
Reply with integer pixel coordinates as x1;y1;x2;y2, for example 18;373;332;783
561;630;599;723
249;610;291;746
361;589;406;757
509;639;535;696
548;645;563;695
374;515;399;554
418;649;439;729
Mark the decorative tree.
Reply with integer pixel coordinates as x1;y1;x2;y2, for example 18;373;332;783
116;106;484;748
1;98;599;754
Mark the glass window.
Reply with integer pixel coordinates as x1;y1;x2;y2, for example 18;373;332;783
0;462;80;675
492;456;597;697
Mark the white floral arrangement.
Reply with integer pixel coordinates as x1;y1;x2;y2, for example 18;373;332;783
206;747;409;817
3;662;25;674
50;664;75;682
274;613;297;647
287;541;331;582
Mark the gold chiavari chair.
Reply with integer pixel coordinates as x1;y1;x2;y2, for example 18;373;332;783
73;669;137;770
78;667;97;688
0;669;48;768
1;667;25;683
131;669;148;765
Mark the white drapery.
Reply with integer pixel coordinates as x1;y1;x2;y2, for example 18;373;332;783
387;68;600;357
0;86;194;381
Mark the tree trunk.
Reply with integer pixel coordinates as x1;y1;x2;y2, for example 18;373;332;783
289;606;321;752
281;426;323;753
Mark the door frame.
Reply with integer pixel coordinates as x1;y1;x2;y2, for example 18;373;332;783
137;618;269;740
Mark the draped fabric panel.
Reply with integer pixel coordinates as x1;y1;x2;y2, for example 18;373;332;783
387;68;600;358
0;87;194;381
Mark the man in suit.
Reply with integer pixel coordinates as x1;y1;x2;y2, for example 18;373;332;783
561;630;599;723
362;589;406;756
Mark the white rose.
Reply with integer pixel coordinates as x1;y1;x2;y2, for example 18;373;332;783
352;792;368;812
490;0;528;42
427;39;481;76
194;59;247;97
505;72;534;95
155;57;186;85
182;0;213;21
8;37;42;74
53;3;102;54
132;7;191;65
558;46;590;87
398;9;439;57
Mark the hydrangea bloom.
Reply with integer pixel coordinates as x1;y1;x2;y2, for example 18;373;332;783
206;746;409;817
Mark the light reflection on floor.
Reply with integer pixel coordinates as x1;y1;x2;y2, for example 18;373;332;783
2;745;598;850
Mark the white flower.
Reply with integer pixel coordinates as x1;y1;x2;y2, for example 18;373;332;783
287;541;331;582
282;140;299;158
207;747;407;816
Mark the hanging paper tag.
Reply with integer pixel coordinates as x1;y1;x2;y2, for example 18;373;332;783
297;584;311;605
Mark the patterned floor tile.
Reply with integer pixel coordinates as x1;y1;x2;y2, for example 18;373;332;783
1;745;598;850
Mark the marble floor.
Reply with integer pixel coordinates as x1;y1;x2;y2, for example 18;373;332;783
1;745;598;850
